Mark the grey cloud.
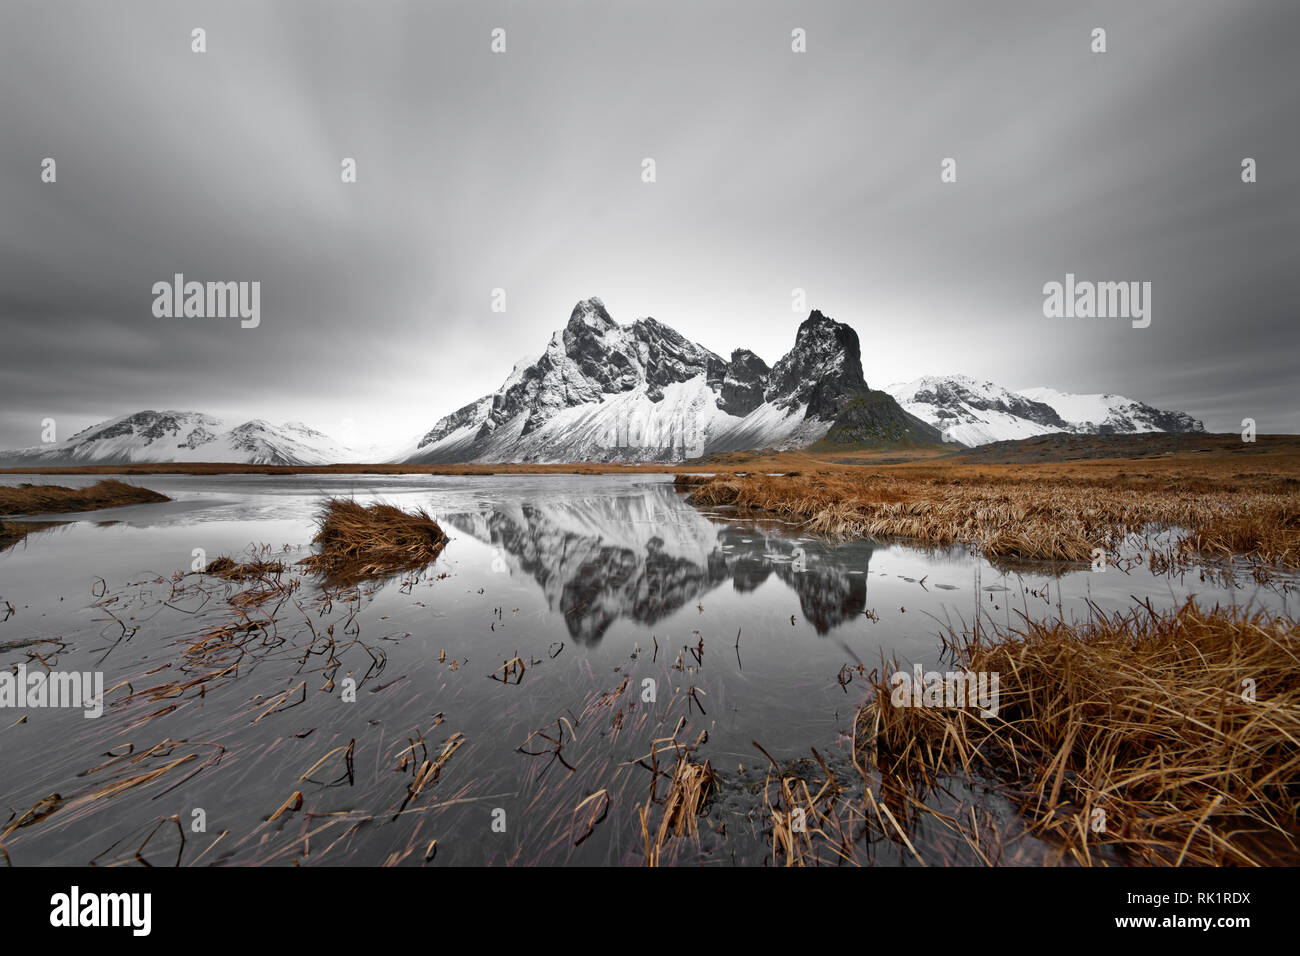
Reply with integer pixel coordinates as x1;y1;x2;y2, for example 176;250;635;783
1;0;1296;449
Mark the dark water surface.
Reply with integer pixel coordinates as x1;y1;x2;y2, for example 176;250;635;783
0;474;1292;865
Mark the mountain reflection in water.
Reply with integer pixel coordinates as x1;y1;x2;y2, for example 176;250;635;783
441;483;875;642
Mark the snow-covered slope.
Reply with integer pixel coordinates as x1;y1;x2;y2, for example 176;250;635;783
1016;387;1205;436
886;375;1204;446
886;375;1068;446
0;411;356;466
400;298;940;463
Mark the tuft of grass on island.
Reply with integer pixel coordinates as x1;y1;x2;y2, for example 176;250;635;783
0;479;170;549
199;498;449;588
298;497;449;584
0;478;170;515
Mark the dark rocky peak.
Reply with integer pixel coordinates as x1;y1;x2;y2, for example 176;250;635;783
765;310;869;417
564;297;616;337
728;348;770;376
792;311;867;382
721;349;771;416
558;297;638;397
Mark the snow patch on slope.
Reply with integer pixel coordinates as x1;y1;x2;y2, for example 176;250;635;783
1017;388;1147;430
886;375;1066;446
404;376;824;464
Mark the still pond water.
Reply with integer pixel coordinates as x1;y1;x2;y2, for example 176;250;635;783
0;474;1291;865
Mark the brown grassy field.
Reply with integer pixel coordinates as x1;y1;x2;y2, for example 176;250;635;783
675;443;1300;565
857;600;1300;866
0;478;170;515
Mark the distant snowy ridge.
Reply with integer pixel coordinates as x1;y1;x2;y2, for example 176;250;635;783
0;411;357;466
1015;386;1205;435
885;375;1205;446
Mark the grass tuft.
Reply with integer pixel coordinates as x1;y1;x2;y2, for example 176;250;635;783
858;599;1300;865
299;497;448;583
0;479;169;516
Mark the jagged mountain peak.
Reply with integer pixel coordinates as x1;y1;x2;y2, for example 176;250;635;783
404;300;937;464
765;309;869;416
720;349;771;417
800;308;835;330
566;296;615;333
729;347;767;364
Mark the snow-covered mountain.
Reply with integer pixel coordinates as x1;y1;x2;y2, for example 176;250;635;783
0;411;356;466
1015;387;1206;436
886;375;1205;446
398;297;941;463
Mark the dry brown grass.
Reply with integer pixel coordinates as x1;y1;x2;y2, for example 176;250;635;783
1177;499;1300;566
0;479;169;515
857;600;1300;865
198;555;298;609
676;468;1300;565
638;752;717;866
753;747;861;866
202;556;288;580
298;498;448;583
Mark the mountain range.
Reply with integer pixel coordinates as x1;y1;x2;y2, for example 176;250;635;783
0;412;352;467
885;375;1205;447
0;298;1205;466
398;297;940;463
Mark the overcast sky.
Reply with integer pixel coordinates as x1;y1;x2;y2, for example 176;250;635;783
1;0;1296;450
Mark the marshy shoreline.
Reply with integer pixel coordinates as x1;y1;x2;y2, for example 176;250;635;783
674;463;1300;567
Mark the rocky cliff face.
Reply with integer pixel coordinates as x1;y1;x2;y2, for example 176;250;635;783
720;349;770;417
764;310;869;417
